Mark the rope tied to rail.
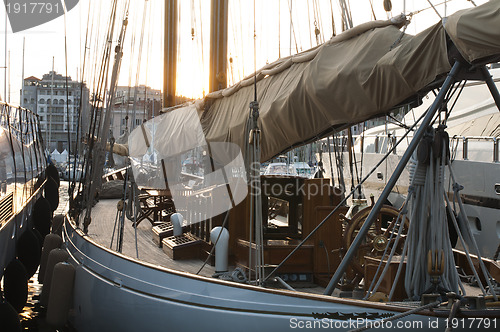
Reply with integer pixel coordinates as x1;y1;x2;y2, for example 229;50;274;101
444;297;462;332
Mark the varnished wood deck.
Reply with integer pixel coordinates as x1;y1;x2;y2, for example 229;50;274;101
85;197;216;277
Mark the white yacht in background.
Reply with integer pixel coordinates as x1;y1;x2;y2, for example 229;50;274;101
0;102;59;314
264;162;298;177
322;67;500;259
293;162;316;178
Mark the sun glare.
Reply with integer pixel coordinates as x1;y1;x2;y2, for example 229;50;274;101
111;0;487;103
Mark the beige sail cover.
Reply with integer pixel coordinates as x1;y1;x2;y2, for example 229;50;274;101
444;0;500;64
201;21;450;161
134;1;499;163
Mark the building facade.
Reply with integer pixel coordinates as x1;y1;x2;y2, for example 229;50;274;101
21;71;90;154
111;85;162;140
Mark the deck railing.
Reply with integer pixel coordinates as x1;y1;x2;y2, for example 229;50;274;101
452;136;499;162
325;134;499;163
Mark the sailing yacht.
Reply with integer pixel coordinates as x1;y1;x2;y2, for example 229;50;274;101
45;1;500;331
0;102;59;315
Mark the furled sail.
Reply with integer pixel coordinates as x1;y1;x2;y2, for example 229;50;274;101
131;1;500;163
444;1;500;64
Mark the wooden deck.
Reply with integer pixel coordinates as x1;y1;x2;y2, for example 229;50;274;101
85;197;216;277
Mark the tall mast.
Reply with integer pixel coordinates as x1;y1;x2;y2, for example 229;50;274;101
209;0;228;93
163;0;178;108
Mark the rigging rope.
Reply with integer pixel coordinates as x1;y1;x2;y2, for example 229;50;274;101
143;1;154;121
447;161;498;300
380;123;498;304
338;0;353;30
124;39;135;131
333;133;345;193
130;0;149;130
444;193;486;296
80;0;118;214
410;0;463;18
368;0;377;20
328;0;336;36
312;0;324;44
287;0;299;54
426;0;443;19
72;0;93;197
82;0;128;231
326;136;335;186
404;132;460;298
359;122;366;192
228;2;237;86
386;113;413;131
278;0;281;58
307;2;313;47
198;0;206;95
63;2;71;188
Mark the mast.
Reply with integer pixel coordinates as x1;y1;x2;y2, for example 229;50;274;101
163;0;178;108
209;0;228;93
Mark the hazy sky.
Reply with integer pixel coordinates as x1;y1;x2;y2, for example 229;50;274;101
0;0;486;105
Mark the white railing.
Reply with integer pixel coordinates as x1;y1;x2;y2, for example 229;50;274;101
325;134;499;163
451;136;499;162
